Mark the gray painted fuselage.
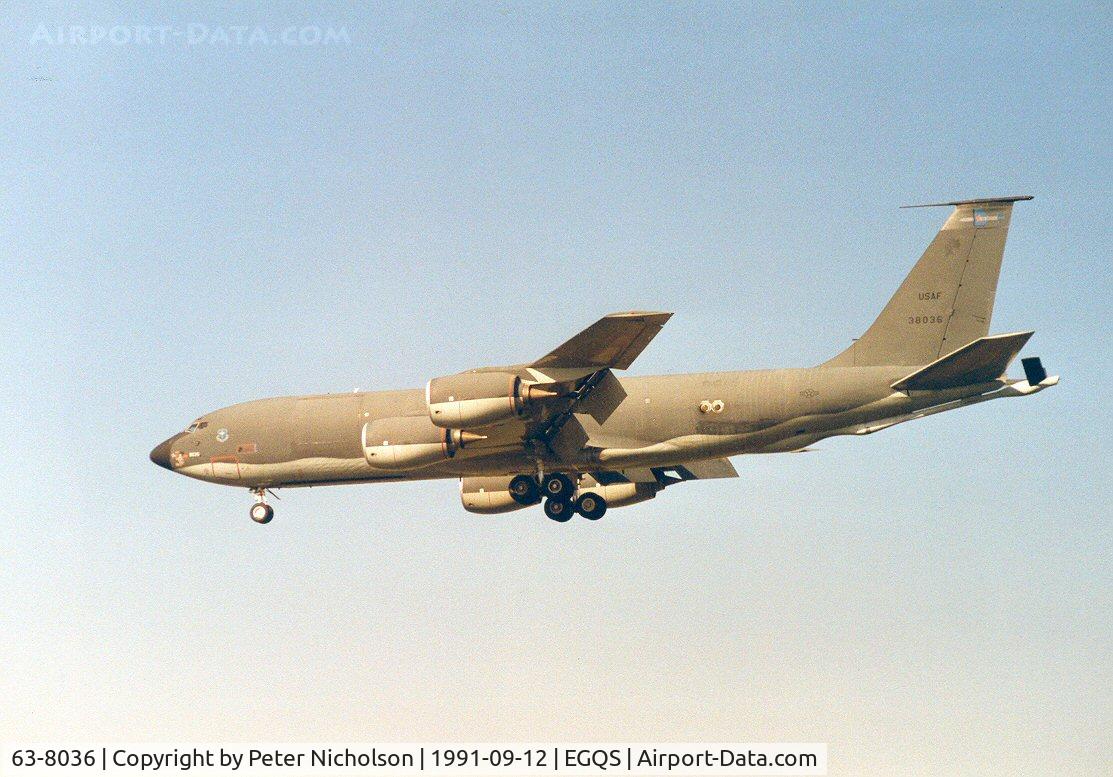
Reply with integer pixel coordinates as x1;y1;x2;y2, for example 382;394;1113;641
153;365;997;489
150;196;1056;504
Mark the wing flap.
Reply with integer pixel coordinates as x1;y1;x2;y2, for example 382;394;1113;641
589;458;738;487
673;458;739;480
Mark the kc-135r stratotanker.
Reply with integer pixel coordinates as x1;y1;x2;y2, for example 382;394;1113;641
151;196;1057;524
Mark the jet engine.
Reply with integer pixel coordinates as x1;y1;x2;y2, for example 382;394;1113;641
362;416;483;471
460;476;536;514
426;371;559;429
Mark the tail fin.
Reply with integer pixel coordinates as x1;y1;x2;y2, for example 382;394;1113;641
823;195;1032;367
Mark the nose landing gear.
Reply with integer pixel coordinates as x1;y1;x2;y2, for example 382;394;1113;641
249;488;274;524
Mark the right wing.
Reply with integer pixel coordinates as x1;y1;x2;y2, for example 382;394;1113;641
524;311;672;446
527;311;673;382
426;312;672;449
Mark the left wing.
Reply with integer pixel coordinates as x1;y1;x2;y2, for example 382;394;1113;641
575;459;737;510
591;458;739;486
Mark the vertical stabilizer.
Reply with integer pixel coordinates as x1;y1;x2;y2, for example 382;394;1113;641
824;196;1032;367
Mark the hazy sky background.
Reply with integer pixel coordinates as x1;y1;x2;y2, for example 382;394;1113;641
1;2;1109;775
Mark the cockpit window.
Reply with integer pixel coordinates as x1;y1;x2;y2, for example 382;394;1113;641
198;421;208;429
187;422;199;432
186;421;209;432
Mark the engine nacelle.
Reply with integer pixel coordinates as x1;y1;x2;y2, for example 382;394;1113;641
460;476;533;514
579;481;660;508
427;371;559;429
427;371;520;429
362;416;482;471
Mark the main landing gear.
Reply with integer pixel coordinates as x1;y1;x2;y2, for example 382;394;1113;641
249;488;274;524
542;472;575;501
508;474;542;505
513;473;608;522
574;492;607;521
544;496;574;522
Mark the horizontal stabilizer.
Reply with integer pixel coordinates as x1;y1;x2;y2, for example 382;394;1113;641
892;331;1034;392
901;195;1034;209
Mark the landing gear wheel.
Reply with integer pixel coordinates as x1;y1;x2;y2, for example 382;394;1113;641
542;473;575;501
250;502;274;524
575;493;607;521
508;474;541;506
543;497;574;522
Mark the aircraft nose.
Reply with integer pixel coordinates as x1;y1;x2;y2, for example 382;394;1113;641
150;435;178;470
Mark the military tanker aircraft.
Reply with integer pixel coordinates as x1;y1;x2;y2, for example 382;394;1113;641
151;196;1057;524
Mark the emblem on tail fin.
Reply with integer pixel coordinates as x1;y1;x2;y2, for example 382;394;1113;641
973;208;1001;228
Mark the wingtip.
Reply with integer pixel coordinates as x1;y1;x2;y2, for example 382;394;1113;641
605;310;673;320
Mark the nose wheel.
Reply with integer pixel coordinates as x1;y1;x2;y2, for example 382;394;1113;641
250;488;274;524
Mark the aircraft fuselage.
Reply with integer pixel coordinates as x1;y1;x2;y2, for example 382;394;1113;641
149;196;1056;523
151;365;1009;489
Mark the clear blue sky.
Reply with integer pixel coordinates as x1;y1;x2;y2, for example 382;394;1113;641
1;2;1109;774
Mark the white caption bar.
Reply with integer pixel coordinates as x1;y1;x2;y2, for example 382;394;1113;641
0;743;826;776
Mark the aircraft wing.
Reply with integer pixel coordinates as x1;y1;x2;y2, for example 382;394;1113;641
521;312;672;447
526;311;672;382
591;459;739;486
430;312;672;453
